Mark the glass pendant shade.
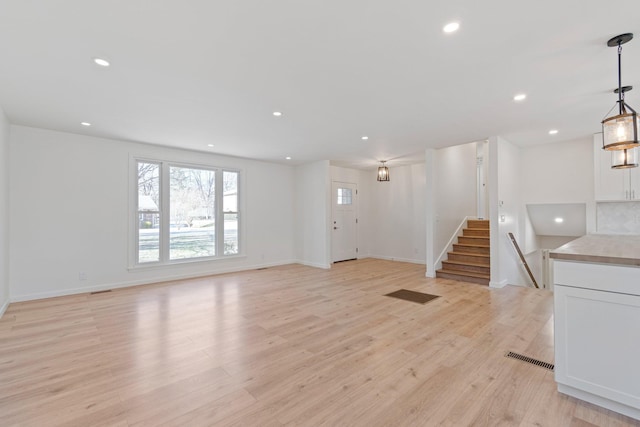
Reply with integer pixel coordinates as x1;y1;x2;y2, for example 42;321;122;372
602;106;639;150
377;162;390;181
611;147;639;169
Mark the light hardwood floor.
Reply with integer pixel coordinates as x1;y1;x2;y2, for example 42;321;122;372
1;259;638;426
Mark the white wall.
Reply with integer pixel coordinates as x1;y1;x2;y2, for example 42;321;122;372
489;136;526;287
9;126;296;301
520;137;595;237
520;137;594;204
434;142;477;258
516;137;594;285
369;163;426;264
0;109;9;315
294;160;331;268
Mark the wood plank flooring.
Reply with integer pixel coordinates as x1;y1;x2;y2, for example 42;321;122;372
0;259;638;426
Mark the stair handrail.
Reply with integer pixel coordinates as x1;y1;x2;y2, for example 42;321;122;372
507;232;539;289
435;216;471;271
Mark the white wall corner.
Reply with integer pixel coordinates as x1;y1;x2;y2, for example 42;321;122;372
490;279;508;288
425;148;436;277
0;299;9;318
488;137;500;287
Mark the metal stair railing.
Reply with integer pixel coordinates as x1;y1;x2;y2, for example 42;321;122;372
507;232;539;289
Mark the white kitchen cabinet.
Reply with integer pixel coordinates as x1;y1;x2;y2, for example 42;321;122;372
553;257;640;421
593;133;640;201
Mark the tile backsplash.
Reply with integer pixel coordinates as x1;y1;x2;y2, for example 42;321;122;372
596;202;640;235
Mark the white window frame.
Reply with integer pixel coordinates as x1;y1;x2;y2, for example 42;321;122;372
130;157;242;268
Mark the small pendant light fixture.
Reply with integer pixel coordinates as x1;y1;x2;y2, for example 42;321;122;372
601;33;639;160
377;161;390;181
611;147;639;169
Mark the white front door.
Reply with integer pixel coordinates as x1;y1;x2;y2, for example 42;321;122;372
331;181;357;262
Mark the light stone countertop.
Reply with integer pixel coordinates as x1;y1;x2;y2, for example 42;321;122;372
550;234;640;267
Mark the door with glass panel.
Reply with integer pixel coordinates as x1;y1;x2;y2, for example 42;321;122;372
332;181;358;262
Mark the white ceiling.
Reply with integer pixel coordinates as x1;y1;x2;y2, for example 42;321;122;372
0;1;639;169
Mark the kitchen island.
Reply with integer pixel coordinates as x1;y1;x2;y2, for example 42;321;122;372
550;234;640;421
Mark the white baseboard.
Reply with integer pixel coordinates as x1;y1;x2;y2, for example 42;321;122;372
10;260;298;303
295;260;331;269
0;298;9;319
367;255;426;265
490;279;508;288
557;384;640;421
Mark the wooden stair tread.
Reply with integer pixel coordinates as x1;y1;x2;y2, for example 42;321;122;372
454;243;490;249
442;260;490;268
436;269;490;279
449;251;490;258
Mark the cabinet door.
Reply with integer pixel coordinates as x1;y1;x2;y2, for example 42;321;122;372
593;134;629;200
554;284;640;410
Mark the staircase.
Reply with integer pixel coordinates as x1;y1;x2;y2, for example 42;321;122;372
436;219;490;285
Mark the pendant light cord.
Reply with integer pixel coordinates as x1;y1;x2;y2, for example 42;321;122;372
618;43;623;114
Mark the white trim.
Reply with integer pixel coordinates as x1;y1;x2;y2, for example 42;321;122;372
130;155;244;268
10;260;297;303
0;299;9;318
558;384;640;421
295;260;332;269
434;216;471;270
367;255;426;265
490;279;508;288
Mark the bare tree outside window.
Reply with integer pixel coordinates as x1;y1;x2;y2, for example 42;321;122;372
169;166;216;259
137;162;160;263
223;171;239;255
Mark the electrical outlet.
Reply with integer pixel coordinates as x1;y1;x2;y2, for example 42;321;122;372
79;272;87;281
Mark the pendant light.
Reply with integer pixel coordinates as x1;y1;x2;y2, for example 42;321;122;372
609;86;639;168
377;161;390;181
601;33;639;156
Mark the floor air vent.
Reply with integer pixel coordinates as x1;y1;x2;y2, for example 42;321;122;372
90;290;112;295
505;351;554;371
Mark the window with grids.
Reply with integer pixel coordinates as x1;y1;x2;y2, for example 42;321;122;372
135;160;240;265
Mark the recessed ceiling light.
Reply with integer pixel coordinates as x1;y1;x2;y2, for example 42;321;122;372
555;217;564;223
285;156;292;160
443;22;460;33
81;122;91;126
513;93;527;102
273;111;282;117
207;144;214;147
549;129;559;135
361;136;369;140
93;57;110;67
